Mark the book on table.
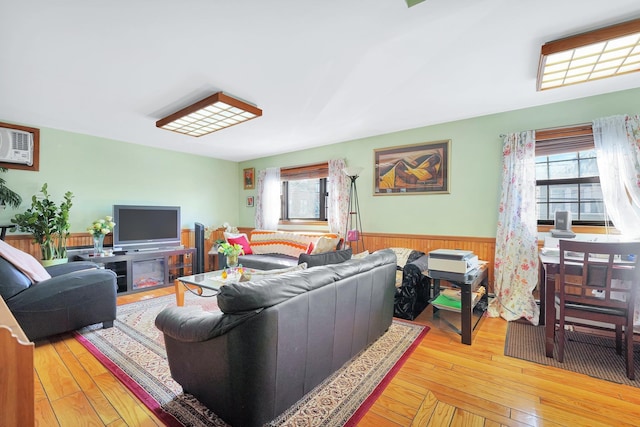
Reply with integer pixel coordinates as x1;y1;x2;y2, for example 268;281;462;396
431;286;486;313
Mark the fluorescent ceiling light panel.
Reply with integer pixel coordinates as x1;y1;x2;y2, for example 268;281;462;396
156;92;262;137
537;18;640;91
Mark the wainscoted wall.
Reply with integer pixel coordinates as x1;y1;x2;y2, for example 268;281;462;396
6;229;496;292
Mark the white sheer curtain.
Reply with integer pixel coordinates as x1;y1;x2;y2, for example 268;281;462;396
592;115;640;239
327;159;350;235
255;167;281;230
488;131;540;324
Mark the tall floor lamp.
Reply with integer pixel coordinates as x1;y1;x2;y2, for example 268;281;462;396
343;166;365;254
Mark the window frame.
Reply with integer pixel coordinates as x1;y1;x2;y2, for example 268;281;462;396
279;162;329;223
535;124;609;227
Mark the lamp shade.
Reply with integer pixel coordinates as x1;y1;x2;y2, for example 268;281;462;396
343;166;363;178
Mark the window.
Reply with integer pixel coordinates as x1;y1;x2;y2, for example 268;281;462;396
535;125;607;225
280;163;329;222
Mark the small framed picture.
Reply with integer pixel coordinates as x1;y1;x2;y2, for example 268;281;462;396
246;196;254;207
243;167;255;190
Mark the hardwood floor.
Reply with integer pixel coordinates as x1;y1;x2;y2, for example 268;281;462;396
33;287;640;426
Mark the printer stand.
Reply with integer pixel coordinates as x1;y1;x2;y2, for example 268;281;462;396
429;264;488;345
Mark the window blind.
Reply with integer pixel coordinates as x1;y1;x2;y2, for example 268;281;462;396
535;124;594;156
280;162;329;180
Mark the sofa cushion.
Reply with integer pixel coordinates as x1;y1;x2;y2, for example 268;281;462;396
352;250;369;259
240;263;307;282
389;248;425;270
218;249;394;314
298;248;353;268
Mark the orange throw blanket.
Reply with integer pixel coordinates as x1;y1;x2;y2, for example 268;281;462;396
0;240;51;284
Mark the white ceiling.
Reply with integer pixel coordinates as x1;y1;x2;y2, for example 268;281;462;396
2;0;640;162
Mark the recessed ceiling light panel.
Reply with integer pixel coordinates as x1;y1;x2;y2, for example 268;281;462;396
537;18;640;90
156;92;262;137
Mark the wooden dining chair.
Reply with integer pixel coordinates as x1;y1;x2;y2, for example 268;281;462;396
557;240;640;380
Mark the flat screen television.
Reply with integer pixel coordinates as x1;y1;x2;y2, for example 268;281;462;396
113;205;181;251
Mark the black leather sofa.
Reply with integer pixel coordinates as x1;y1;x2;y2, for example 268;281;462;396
155;249;396;427
394;251;431;320
0;258;118;341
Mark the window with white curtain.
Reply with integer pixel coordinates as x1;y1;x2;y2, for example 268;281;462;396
280;163;329;222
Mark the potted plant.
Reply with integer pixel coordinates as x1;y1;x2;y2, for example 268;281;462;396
87;215;116;255
11;183;74;265
0;167;21;209
217;242;244;268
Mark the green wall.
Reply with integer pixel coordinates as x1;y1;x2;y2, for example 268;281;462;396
239;87;640;237
1;127;239;234
4;87;638;239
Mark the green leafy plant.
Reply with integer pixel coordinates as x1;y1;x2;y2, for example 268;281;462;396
11;183;74;260
0;167;21;208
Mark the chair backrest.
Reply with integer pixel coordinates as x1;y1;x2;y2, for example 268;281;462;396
558;240;640;312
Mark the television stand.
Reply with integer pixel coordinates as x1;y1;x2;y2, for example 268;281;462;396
76;248;195;294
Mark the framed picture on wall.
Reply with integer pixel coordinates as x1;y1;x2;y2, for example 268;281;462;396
374;140;450;195
243;167;255;190
246;196;254;207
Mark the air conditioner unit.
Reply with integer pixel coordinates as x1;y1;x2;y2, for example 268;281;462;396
0;127;34;166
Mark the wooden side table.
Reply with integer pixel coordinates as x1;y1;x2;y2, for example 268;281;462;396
428;264;489;345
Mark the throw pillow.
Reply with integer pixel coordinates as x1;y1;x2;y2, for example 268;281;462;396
298;248;352;268
389;247;415;270
351;250;369;259
226;235;253;255
239;263;307;282
306;241;315;254
224;231;248;242
310;236;341;254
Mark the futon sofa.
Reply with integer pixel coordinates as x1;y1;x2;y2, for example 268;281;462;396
0;258;118;341
217;229;345;270
155;248;396;427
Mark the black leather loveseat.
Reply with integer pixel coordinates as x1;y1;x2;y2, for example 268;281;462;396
0;258;117;341
156;249;396;427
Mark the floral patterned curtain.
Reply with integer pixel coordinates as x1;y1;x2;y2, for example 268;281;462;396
327;159;349;235
488;131;540;325
593;115;640;239
255;167;280;230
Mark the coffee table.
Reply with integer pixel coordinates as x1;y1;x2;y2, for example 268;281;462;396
174;269;248;306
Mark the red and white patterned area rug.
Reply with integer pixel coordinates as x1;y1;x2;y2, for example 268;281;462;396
75;292;428;426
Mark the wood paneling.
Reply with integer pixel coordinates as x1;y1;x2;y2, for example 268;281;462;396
8;228;497;290
362;232;496;292
9;228;497;289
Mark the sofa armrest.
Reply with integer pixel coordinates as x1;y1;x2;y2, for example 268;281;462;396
6;268;117;310
155;306;262;343
403;254;428;276
402;254;429;289
46;261;101;277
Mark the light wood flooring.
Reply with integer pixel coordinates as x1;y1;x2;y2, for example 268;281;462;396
33;287;640;426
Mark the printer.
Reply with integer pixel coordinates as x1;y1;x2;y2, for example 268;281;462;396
428;249;479;274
